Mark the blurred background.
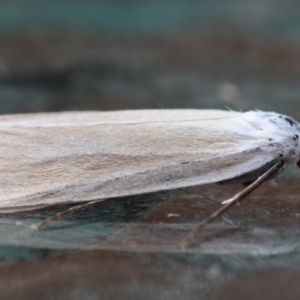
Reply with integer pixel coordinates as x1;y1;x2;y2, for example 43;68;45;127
1;0;300;118
2;2;300;300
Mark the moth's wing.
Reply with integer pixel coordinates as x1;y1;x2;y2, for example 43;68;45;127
0;109;240;127
0;110;281;210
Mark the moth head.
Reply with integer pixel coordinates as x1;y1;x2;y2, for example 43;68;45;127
267;112;300;166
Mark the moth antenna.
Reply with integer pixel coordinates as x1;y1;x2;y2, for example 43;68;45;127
30;198;110;231
181;159;284;250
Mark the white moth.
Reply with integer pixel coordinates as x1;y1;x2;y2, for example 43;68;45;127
0;109;298;214
1;109;299;247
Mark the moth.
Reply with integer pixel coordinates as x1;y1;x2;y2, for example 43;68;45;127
0;109;298;248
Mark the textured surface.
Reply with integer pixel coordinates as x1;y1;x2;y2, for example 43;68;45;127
1;179;300;299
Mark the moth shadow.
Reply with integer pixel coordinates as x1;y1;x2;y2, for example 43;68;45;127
23;192;168;231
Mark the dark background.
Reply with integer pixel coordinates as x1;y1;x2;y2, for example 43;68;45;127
1;0;300;118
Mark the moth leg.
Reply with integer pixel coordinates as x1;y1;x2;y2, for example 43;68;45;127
30;198;110;231
181;160;284;250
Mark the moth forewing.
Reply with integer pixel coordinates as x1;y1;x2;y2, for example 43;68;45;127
0;109;298;212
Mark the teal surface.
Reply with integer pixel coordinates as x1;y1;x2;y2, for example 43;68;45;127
0;194;166;261
0;0;299;40
0;1;215;33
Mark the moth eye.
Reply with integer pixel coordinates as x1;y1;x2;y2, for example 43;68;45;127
297;160;300;168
